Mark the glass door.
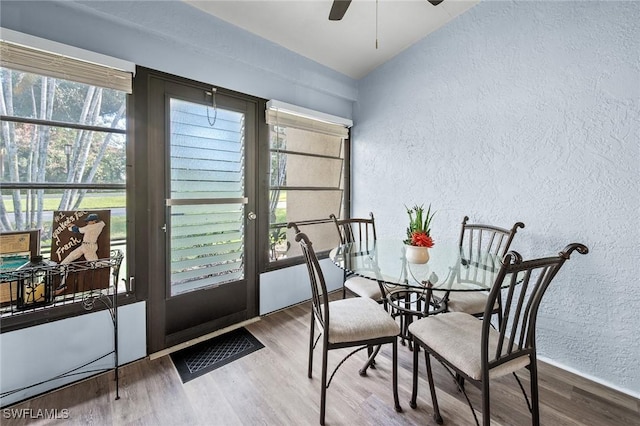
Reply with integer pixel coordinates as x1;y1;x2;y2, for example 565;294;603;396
168;98;247;296
142;70;259;353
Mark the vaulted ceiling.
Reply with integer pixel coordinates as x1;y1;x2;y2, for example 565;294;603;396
184;0;479;79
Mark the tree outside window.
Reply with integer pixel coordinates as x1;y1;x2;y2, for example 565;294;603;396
0;68;127;251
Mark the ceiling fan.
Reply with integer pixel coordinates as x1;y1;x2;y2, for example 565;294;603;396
329;0;445;21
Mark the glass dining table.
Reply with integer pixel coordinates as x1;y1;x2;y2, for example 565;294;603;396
329;239;505;346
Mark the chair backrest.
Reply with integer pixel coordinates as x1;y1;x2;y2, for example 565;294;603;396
288;222;329;330
453;216;525;292
481;243;588;375
330;212;377;247
459;216;525;259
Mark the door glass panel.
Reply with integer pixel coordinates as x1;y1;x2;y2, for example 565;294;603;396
169;98;246;296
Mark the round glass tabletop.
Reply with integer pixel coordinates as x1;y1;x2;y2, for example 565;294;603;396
329;239;504;291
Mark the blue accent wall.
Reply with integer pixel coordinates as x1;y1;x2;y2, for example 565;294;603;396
2;0;638;400
354;0;639;396
0;0;357;118
0;0;357;406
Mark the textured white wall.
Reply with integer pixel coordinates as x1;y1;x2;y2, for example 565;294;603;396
354;0;639;395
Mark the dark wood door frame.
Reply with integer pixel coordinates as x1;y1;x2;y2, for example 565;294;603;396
132;66;266;354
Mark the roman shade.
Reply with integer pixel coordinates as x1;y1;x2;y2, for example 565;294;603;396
0;29;133;93
266;100;351;139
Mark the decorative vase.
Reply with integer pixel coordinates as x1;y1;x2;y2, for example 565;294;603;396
405;244;430;264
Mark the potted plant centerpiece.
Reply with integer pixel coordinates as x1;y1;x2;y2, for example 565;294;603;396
404;204;435;264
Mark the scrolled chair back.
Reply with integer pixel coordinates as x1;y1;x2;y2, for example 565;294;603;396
409;240;588;426
329;212;376;246
459;215;526;260
481;243;589;371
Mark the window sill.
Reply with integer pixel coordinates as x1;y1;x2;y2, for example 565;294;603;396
263;249;330;273
0;293;139;333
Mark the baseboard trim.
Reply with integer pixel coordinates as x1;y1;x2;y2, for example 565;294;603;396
148;317;261;360
538;355;640;399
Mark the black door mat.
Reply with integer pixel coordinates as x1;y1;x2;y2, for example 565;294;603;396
171;327;264;383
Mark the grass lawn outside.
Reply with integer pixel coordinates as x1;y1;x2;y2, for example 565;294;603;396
2;193;127;243
2;195;125;213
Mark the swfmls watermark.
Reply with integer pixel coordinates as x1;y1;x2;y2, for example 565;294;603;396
2;408;70;420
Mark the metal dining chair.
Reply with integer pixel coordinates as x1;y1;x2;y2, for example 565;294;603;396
288;222;401;425
436;216;525;319
329;213;386;303
408;243;588;425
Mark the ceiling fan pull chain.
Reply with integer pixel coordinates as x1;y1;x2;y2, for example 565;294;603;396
375;0;379;49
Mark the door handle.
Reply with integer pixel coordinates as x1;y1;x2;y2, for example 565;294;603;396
247;212;257;220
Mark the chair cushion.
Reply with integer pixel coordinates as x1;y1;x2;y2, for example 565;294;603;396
345;276;383;300
327;297;400;344
408;312;530;380
446;292;498;315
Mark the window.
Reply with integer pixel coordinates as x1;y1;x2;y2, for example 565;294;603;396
0;34;133;326
266;101;351;264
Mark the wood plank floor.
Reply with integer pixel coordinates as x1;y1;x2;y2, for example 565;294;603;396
3;298;639;425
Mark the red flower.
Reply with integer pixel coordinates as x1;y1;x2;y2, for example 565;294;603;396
411;231;434;248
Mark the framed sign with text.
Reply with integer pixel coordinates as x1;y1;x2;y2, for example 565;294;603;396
51;210;111;294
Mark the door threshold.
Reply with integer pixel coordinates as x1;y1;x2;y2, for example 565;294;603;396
148;317;261;360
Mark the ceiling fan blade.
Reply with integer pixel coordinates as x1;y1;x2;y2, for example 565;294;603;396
329;0;352;21
428;0;445;5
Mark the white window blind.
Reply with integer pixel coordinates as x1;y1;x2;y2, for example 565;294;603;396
0;35;133;93
266;100;351;139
